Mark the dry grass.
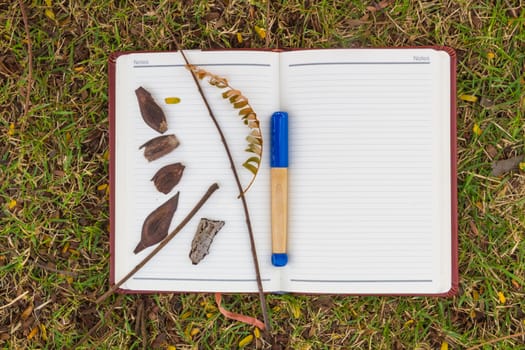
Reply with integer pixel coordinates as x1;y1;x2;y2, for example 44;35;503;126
0;0;524;349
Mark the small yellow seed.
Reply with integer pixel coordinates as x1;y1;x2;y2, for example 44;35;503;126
164;97;181;104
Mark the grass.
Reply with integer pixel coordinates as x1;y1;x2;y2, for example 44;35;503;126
0;0;524;349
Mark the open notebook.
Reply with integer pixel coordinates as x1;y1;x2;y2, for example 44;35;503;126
109;48;457;295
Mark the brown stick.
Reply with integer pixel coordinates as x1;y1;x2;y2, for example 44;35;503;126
177;49;271;333
95;183;219;304
17;0;33;130
466;331;525;350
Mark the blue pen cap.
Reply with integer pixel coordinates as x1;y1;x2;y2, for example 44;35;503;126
270;111;288;167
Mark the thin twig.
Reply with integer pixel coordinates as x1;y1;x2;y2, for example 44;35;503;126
177;48;271;333
466;331;525;350
18;0;33;130
0;291;29;310
95;183;219;304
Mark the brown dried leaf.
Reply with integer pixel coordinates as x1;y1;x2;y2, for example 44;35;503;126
151;163;185;194
189;218;225;264
134;193;180;254
491;154;524;176
135;87;168;133
139;134;179;162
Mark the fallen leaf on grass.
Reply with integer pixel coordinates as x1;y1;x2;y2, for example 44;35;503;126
459;94;478;102
472;123;482;136
498;291;506;304
254;25;266;39
491;154;524;176
366;0;394;12
239;334;253;348
441;341;449;350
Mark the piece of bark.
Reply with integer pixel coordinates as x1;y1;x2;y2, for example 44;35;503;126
135;86;168;133
134;193;180;254
139;134;179;162
491;154;524;176
151;163;185;194
189;218;225;264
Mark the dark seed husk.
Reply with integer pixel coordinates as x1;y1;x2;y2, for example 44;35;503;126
189;218;225;264
151;163;185;194
135;86;168;133
134;192;180;254
139;134;179;162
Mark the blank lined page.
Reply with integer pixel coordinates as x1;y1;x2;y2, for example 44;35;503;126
279;49;452;294
114;51;280;292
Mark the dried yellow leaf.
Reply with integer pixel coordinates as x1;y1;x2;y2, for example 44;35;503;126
519;162;525;171
97;184;108;191
181;311;192;319
441;341;449;350
7;199;16;210
27;326;38;340
8;122;14;136
190;328;200;337
45;8;55;20
167;346;177;350
236;32;243;43
472;123;482;136
290;303;301;319
206;312;213;318
73;66;85;72
254;25;266;39
62;242;70;254
21;305;33;320
403;319;414;328
164;97;181;104
39;324;47;341
45;0;52;6
253;327;261;339
239;334;253;348
472;289;479;301
459;94;478;102
498;291;506;304
487;52;495;59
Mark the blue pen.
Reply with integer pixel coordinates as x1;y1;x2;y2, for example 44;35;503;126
270;111;289;267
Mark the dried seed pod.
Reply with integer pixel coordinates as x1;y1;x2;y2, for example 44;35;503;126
151;163;185;194
139;134;179;162
135;86;168;133
134;192;180;254
189;218;225;264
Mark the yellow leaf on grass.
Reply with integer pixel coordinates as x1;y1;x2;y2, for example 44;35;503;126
254;327;261;339
73;66;85;72
473;123;482;136
45;0;52;6
519;162;525;171
290;303;302;319
498;291;506;304
7;199;16;210
403;319;414;328
472;289;480;301
239;334;253;348
181;311;191;319
459;94;478;102
40;324;47;341
487;52;495;59
164;97;181;104
254;25;266;39
167;346;176;350
190;328;200;337
236;32;243;43
27;326;38;340
45;9;55;20
8;122;14;136
441;341;449;350
97;184;108;191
